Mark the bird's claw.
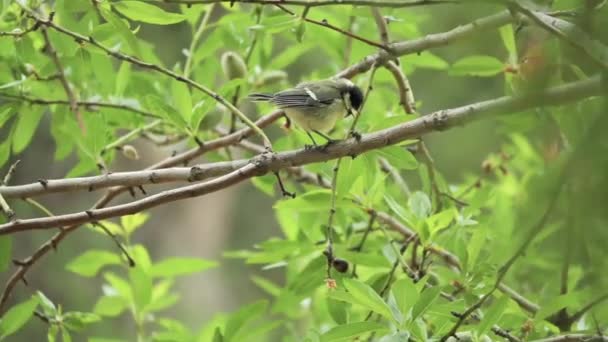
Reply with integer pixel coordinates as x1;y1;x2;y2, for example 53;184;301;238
349;130;362;142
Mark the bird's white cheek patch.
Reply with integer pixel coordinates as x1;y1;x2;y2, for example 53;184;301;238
343;92;352;112
304;87;319;101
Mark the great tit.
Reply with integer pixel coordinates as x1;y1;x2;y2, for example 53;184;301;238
249;78;364;146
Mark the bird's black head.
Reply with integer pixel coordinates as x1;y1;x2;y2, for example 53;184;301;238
347;84;364;111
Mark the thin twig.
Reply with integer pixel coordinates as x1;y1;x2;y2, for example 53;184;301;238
92;222;135;267
149;0;457;8
40;26;83;130
379;158;411;196
0;93;161;119
418;140;442;212
101;120;163;155
275;4;390;52
384;61;416;114
183;5;215;77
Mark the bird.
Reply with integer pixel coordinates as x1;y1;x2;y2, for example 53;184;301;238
249;78;364;146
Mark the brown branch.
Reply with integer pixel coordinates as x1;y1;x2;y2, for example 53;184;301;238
274;4;389;52
150;0;457;8
40;27;83;130
337;10;514;79
0;93;162;119
384;61;416;114
0;76;602;223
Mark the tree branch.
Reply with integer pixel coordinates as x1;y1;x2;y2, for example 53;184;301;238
149;0;457;8
275;4;389;52
337;10;514;78
0;93;162;119
0;76;601;234
40;26;84;130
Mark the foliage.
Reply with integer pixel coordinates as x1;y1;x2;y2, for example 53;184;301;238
0;0;607;341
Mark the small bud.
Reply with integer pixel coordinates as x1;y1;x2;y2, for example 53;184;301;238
121;145;140;160
220;51;247;80
325;278;337;289
256;70;288;88
294;20;306;43
481;160;493;173
332;258;349;273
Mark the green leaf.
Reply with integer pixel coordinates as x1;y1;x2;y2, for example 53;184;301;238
121;213;149;236
0;135;11;168
343;278;395;322
0;106;13;128
113;1;186;25
115;61;131;96
450;55;504;77
375;146;418;170
191;100;214;131
271;42;314;70
98;7;142;57
129;266;153;312
411;286;441;321
0;295;39;339
12;106;44;154
103;272;133;300
377;332;411;342
408;191;431;220
172;81;192;122
224;300;268;342
426;209;455;238
145;95;188;130
150;257;218;278
391;277;419;319
66;250;122;277
0;237;11;273
63;312;101;331
499;24;517;62
477;296;509;336
408;52;449;70
320;321;386;342
61;328;72;342
93;296;128;317
36;291;56;316
467;227;486;270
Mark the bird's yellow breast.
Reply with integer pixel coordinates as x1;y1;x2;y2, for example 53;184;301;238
283;101;345;133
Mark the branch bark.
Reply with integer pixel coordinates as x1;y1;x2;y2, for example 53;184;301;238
0;76;602;234
150;0;456;8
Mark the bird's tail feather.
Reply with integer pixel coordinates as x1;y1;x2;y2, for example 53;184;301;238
248;93;274;102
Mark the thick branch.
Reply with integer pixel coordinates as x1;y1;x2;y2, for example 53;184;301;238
150;0;456;8
0;76;602;234
337;10;513;78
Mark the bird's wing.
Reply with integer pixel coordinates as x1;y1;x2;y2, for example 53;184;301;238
271;82;340;108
